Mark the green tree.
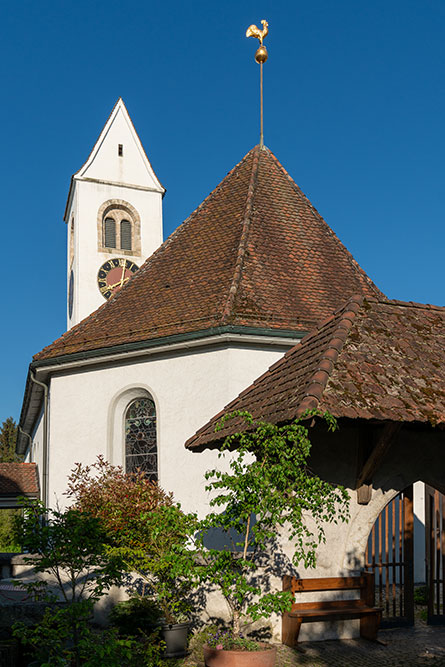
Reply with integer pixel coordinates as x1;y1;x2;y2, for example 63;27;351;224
66;457;199;623
0;509;21;552
196;410;350;638
0;416;20;462
13;499;125;666
0;417;22;551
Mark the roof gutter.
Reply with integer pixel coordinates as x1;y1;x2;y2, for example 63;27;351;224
32;325;307;371
18;325;306;459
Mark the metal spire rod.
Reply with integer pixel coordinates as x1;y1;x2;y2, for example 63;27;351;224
246;19;269;147
260;61;264;146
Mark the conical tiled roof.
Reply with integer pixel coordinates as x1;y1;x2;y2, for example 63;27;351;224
35;145;383;362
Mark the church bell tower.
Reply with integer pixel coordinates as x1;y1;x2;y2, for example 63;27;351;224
64;98;165;329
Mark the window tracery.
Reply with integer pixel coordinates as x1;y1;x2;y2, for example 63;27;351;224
125;397;157;480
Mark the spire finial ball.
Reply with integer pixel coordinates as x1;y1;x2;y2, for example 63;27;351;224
255;45;268;64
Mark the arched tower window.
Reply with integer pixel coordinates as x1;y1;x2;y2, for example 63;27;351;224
125;397;157;480
104;217;117;248
120;219;132;251
98;200;141;256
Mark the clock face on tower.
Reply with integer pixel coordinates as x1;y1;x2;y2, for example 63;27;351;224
97;258;139;299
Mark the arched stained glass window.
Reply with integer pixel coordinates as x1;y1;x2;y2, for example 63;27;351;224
120;219;132;251
104;217;116;248
125;397;157;480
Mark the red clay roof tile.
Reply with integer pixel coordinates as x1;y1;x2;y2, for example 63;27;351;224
0;463;39;495
186;296;445;450
34;146;383;362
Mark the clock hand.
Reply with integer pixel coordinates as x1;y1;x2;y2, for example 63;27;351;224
104;280;121;290
104;276;131;292
120;264;126;287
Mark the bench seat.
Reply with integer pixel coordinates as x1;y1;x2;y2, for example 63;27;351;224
282;574;382;646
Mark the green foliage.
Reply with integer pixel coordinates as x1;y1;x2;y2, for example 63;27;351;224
187;625;219;661
109;596;163;637
67;457;199;623
206;627;259;651
0;508;21;551
131;630;171;667
14;499;124;604
196;410;350;636
414;585;428;605
0;416;20;462
15;601;172;666
13;499;126;667
110;503;199;622
14;600;136;666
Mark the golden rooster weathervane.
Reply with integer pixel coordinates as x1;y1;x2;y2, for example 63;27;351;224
246;19;269;46
246;20;269;147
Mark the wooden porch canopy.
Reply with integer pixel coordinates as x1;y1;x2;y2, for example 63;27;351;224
0;463;39;508
186;296;445;502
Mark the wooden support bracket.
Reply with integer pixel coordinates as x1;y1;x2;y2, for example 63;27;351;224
356;423;401;505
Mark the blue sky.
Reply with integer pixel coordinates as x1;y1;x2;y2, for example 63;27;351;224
1;0;444;425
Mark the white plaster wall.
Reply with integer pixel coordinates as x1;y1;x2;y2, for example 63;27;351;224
29;411;44;500
67;180;163;327
45;344;285;511
413;480;426;583
26;372;443;641
81;106;160;188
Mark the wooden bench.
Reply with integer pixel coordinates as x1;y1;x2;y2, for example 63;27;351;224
282;573;382;646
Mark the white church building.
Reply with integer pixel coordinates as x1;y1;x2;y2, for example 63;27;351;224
15;99;444;637
17;98;381;514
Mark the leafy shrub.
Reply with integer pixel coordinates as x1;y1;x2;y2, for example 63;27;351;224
13;499;125;666
14;600;136;666
196;410;350;637
187;625;219;662
67;457;199;624
14;602;173;666
14;499;123;604
205;627;259;651
109;597;163;637
0;508;21;552
414;586;428;605
66;456;174;539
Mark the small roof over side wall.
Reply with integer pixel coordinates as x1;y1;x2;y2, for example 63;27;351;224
0;463;39;498
186;296;445;451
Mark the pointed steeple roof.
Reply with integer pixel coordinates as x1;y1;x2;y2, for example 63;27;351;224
36;145;383;362
64;98;164;221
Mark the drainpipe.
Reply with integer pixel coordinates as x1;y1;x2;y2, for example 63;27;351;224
30;372;49;508
18;426;33;458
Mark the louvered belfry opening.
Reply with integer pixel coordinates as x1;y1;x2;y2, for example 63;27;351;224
104;217;116;248
120;219;132;251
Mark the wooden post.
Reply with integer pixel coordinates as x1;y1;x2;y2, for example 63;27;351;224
403;485;415;625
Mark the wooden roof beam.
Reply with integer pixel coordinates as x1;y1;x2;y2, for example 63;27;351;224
356;422;401;505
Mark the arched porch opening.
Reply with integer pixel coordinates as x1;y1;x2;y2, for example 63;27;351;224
364;482;445;628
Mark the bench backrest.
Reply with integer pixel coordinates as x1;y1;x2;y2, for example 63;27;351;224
283;573;374;609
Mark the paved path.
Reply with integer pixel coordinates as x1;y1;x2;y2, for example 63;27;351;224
185;624;445;666
273;624;445;666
